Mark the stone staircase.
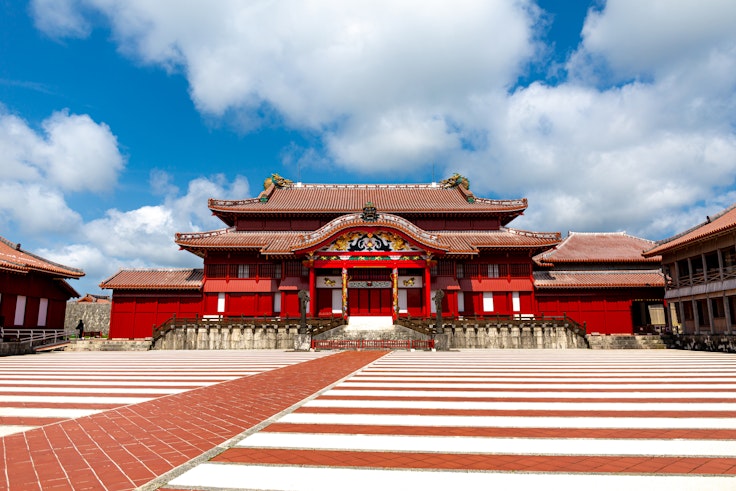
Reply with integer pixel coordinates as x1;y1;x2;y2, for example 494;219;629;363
586;334;667;349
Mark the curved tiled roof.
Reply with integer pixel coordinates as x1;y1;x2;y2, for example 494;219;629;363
175;220;560;257
209;183;528;217
533;232;660;266
533;270;665;289
644;203;736;257
295;213;446;252
176;229;305;256
438;229;560;254
0;235;84;278
100;269;203;290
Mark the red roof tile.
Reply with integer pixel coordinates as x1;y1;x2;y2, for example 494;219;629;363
100;269;203;290
644;203;736;256
209;183;528;217
0;235;84;278
533;232;660;265
533;270;665;289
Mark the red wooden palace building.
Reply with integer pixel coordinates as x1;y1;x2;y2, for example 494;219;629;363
0;235;84;332
101;174;665;338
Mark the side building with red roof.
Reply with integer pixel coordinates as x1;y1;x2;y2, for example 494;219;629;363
534;232;665;334
100;174;665;339
0;235;84;333
644;204;736;336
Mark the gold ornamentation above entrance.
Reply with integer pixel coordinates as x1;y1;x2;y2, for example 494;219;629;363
325;231;421;253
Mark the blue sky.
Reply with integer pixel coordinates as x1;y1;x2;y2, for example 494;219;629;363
2;0;736;296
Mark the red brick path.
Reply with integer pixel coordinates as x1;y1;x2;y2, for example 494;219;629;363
0;351;387;491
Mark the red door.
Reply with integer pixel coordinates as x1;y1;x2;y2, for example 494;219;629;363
348;288;393;316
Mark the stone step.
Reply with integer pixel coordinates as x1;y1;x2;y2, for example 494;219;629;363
586;335;667;349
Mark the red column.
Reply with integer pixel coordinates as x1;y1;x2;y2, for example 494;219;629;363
424;264;432;318
309;266;316;317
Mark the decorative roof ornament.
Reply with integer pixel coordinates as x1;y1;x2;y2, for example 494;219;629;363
263;173;293;190
361;201;379;222
440;173;470;189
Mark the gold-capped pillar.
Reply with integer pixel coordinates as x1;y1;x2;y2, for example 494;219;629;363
391;267;399;321
341;267;348;320
424;254;434;318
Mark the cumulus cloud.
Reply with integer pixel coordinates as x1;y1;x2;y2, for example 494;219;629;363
41;172;251;293
30;0;541;172
0;108;124;234
29;0;736;242
572;0;736;83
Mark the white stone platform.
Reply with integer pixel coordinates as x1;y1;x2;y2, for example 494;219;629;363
346;316;395;330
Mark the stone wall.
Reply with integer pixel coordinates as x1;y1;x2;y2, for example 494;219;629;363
440;323;589;349
663;334;736;353
64;302;111;336
153;324;300;350
0;341;34;356
151;320;589;350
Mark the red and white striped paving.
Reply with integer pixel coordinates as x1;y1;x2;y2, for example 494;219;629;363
166;350;736;491
0;350;330;437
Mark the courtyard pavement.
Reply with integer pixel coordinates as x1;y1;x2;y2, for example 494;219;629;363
1;349;735;490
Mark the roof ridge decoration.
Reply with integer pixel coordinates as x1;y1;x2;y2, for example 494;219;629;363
263;173;293;190
504;227;562;240
176;227;235;241
440;173;470;189
361;201;378;222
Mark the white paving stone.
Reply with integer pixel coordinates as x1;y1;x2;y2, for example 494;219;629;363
168;463;736;491
280;412;736;429
237;432;736;457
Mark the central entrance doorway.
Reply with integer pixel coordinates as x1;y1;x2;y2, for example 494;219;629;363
347;268;393;316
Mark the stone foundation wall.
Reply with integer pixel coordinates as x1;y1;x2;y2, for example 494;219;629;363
440;324;589;349
664;334;736;353
153;324;301;350
0;341;34;356
151;321;588;350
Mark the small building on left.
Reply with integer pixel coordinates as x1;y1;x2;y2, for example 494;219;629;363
0;235;84;335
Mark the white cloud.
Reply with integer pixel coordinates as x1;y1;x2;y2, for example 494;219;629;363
0;182;82;234
31;0;91;38
28;0;736;243
0;108;124;192
0;108;124;235
41;173;251;293
574;0;736;82
31;0;541;167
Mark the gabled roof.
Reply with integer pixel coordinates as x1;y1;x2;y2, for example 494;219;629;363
100;269;203;290
533;232;660;266
0;235;85;278
643;203;736;257
533;270;665;289
209;182;528;226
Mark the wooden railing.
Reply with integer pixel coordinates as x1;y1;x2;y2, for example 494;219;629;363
1;328;75;348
